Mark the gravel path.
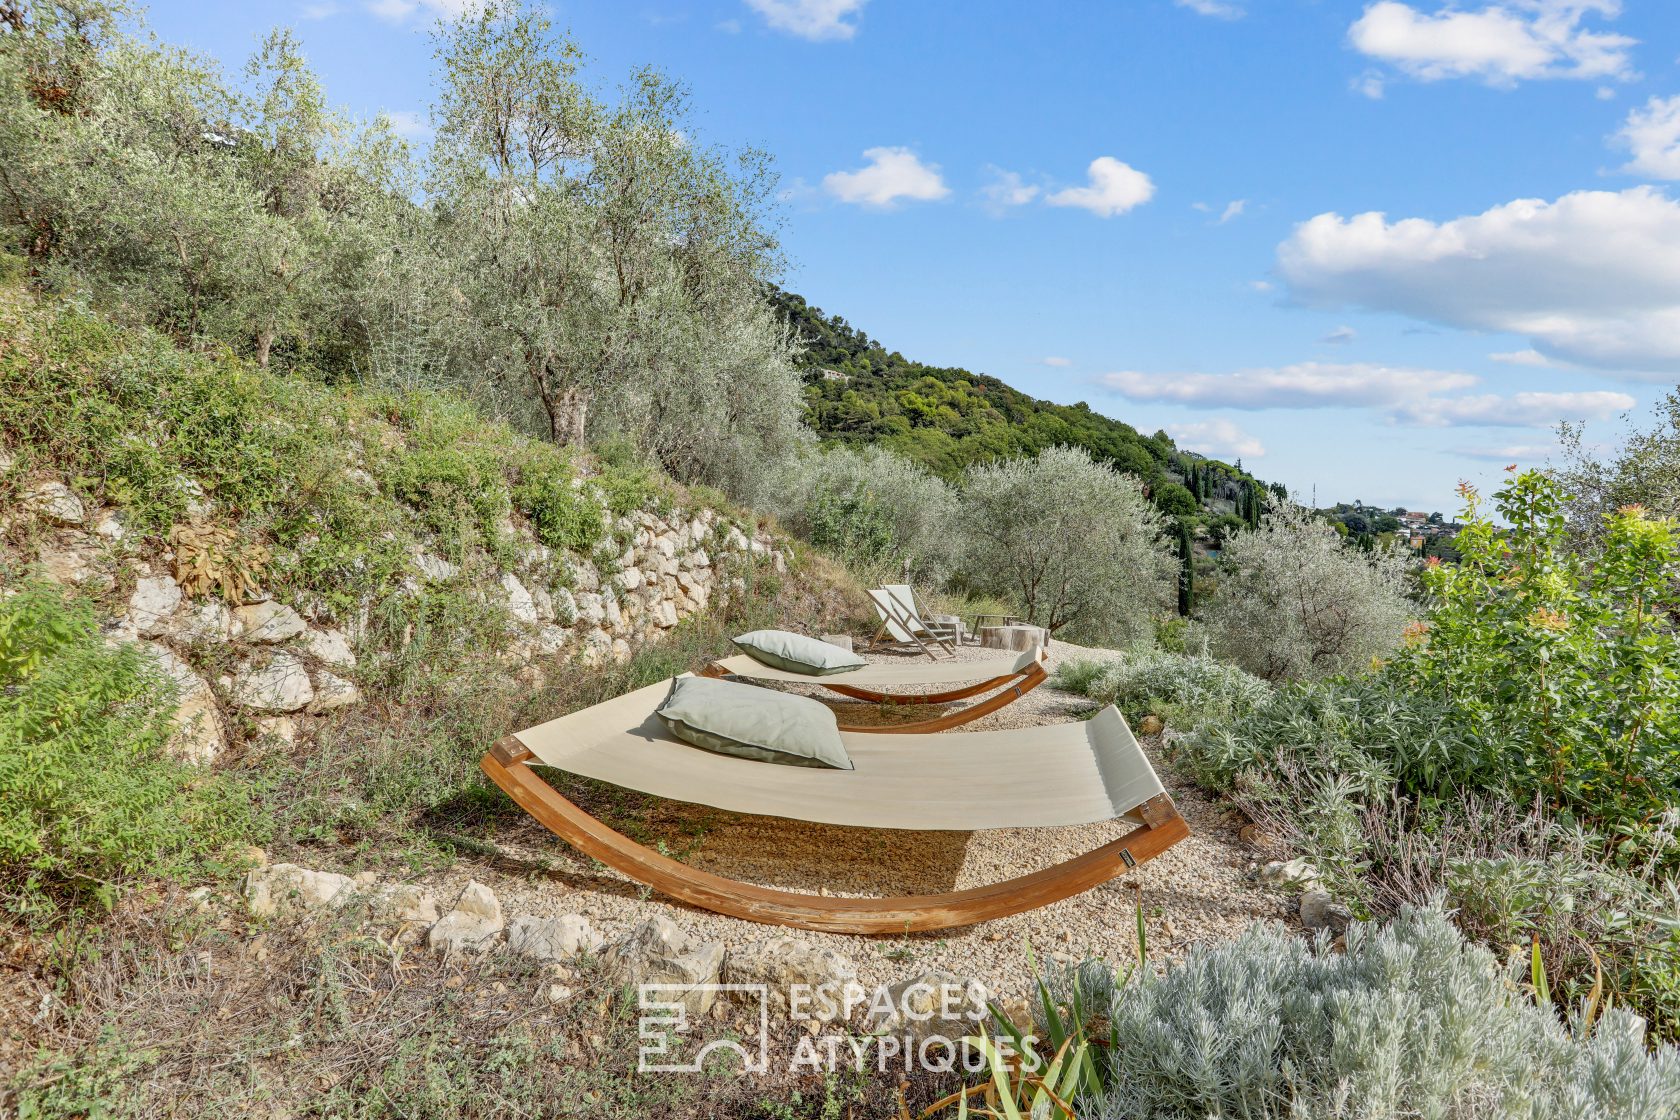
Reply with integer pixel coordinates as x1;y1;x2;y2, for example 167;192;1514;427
444;641;1290;996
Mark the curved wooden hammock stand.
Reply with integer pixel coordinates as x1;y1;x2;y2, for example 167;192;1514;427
481;735;1189;935
699;657;1052;735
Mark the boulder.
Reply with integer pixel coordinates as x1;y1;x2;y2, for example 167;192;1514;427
368;884;441;925
26;481;85;525
551;587;578;624
506;914;597;961
619;566;644;592
867;971;989;1043
128;576;182;638
726;937;857;1016
575;593;605;626
299;627;356;669
36;543;93;586
254;715;297;746
245;863;356;917
653;600;679;629
1300;890;1353;935
311;669;360;711
234;600;307;644
170;600;233;644
501;573;539;624
428;880;504;954
412;549;458;582
603;916;725;1015
136;641;225;763
1258;858;1321;893
229;651;314;713
530;586;556;623
611;638;632;664
534;624;570;655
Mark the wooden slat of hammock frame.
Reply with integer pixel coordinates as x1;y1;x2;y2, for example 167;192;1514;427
699;654;1052;735
481;736;1190;935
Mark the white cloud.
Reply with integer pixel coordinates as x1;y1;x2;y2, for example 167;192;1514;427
1453;441;1561;460
745;0;865;41
1402;389;1631;426
1277;186;1680;372
1490;348;1552;365
1597;84;1617;99
1249;279;1276;292
979;167;1039;216
822;147;948;208
1168;419;1267;459
717;17;743;33
301;1;340;17
1348;0;1635;88
1039;356;1073;368
367;0;479;23
1219;199;1247;223
1098;361;1630;428
1616;95;1680;179
383;110;432;141
1176;0;1243;17
1353;71;1387;98
1321;325;1358;344
1045;157;1155;218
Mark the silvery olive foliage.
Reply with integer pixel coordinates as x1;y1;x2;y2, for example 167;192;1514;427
0;0;806;499
764;443;958;582
1203;501;1414;681
1069;905;1680;1120
1061;649;1273;729
958;445;1173;645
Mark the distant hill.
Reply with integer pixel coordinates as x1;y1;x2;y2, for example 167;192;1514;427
770;287;1277;523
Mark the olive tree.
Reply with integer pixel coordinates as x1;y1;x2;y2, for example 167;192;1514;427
1557;393;1680;550
1203;502;1413;681
957;445;1172;644
422;0;802;491
767;444;957;582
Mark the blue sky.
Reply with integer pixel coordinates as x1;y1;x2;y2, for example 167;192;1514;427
142;0;1680;511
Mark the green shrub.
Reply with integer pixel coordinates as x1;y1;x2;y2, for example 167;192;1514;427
1058;905;1680;1119
1056;649;1271;729
1399;469;1680;864
0;584;258;918
513;453;605;554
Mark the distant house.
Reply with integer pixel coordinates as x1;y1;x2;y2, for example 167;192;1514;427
818;368;849;382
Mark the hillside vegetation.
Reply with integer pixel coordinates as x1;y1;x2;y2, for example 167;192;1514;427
772;287;1279;523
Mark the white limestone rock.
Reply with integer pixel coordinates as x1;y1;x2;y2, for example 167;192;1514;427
506;914;597;961
299;627;357;669
311;669;361;711
245;863;356;917
128;576;182;638
26;481;85;525
234;600;307;644
603;916;725;1015
501;572;539;624
229;651;314;713
427;880;504;953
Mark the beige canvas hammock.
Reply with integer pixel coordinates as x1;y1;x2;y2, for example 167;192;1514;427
482;676;1189;933
702;646;1049;733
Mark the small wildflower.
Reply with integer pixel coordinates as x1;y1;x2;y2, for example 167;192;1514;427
1424;556;1442;568
1527;607;1569;632
1402;620;1430;646
1618;503;1648;519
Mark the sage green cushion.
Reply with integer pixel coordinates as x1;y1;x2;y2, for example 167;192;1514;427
655;676;854;770
732;629;865;676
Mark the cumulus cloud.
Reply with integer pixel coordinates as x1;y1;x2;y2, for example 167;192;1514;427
822;148;949;208
979;167;1039;216
1277;187;1680;372
745;0;866;41
1039;356;1073;368
1097;361;1631;428
1168;419;1267;459
1045;157;1155;218
1176;0;1244;18
1616;95;1680;179
1348;0;1635;88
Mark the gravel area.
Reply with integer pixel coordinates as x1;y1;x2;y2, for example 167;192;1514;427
441;640;1292;997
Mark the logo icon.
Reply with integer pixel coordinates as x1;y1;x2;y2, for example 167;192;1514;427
638;984;769;1073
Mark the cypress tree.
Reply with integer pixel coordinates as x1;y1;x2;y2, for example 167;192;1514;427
1177;520;1194;616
